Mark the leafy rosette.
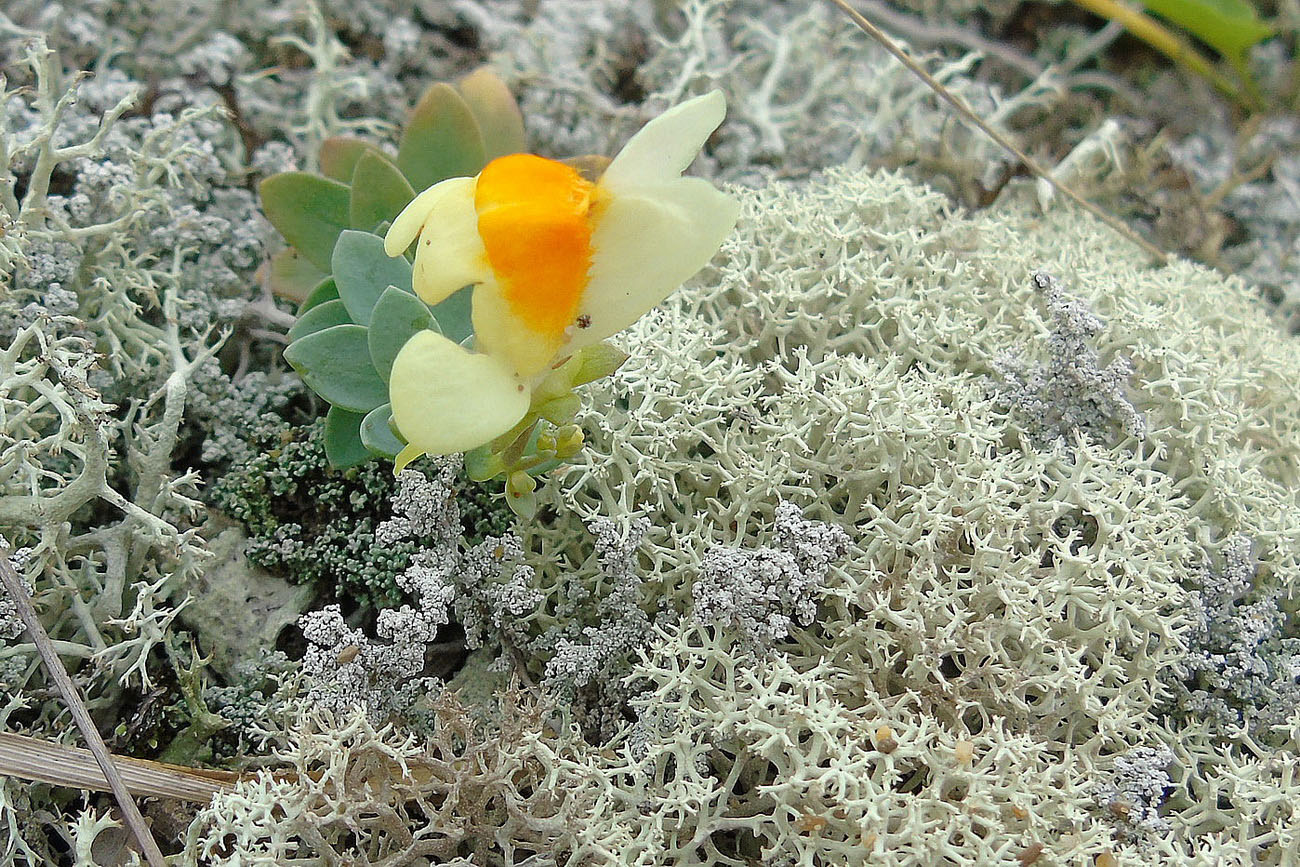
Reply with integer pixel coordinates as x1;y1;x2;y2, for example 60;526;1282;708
260;69;524;467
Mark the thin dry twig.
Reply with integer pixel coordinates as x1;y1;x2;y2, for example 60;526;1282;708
826;0;1170;266
847;0;1045;80
0;545;166;867
0;732;236;803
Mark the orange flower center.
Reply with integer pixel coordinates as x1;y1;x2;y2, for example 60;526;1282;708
474;154;595;342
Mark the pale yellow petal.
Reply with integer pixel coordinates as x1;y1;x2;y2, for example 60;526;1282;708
385;179;459;256
393;443;424;474
470;276;563;379
599;91;726;194
389;330;530;455
568;178;739;352
388;177;491;306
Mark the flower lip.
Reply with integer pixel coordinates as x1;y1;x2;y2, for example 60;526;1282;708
474;154;596;349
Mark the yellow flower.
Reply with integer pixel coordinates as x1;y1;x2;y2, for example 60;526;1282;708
383;90;740;467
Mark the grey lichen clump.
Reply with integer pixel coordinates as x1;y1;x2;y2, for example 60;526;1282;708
692;501;850;653
1165;535;1300;742
519;166;1300;864
993;271;1146;447
1092;746;1177;843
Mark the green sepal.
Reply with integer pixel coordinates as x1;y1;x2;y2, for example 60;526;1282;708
331;230;414;326
397;83;487;192
504;487;537;519
319;137;376;184
360;403;405;457
350;150;416;232
368;285;438;382
525;457;563;477
298;277;340;315
464;445;505;482
323;405;371;468
268;248;327;304
260;172;352;272
283;324;389;413
430;285;474;345
456;67;526;160
534;393;581;425
571;342;630;387
288;299;352;343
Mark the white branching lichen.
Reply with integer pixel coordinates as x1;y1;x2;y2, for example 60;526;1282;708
4;2;1300;864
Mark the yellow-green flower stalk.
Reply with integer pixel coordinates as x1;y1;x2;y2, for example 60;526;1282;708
383;91;740;469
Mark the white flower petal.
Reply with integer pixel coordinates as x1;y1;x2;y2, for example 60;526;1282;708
387;176;490;305
570;177;739;351
599;90;726;193
389;329;530;455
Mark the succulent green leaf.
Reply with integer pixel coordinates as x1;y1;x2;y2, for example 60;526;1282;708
288;299;352;343
397;83;487;192
350;151;417;232
360;403;405;457
299;277;340;315
456;67;526;160
323;405;372;469
332;229;415;326
319;137;377;184
260;172;352;272
1141;0;1274;64
268;247;327;303
368;285;437;382
430;285;474;344
284;324;388;413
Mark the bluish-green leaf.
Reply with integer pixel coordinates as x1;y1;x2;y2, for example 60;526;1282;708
260;172;351;272
299;277;340;315
360;403;405;457
350;151;416;232
269;248;327;304
431;285;474;344
368;285;437;382
456;68;526;160
283;324;388;413
319;137;377;184
324;405;371;468
288;299;352;343
397;83;487;192
331;230;414;326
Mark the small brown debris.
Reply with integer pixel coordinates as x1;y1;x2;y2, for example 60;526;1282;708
1017;842;1044;865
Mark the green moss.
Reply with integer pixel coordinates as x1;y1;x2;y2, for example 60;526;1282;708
211;417;513;607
